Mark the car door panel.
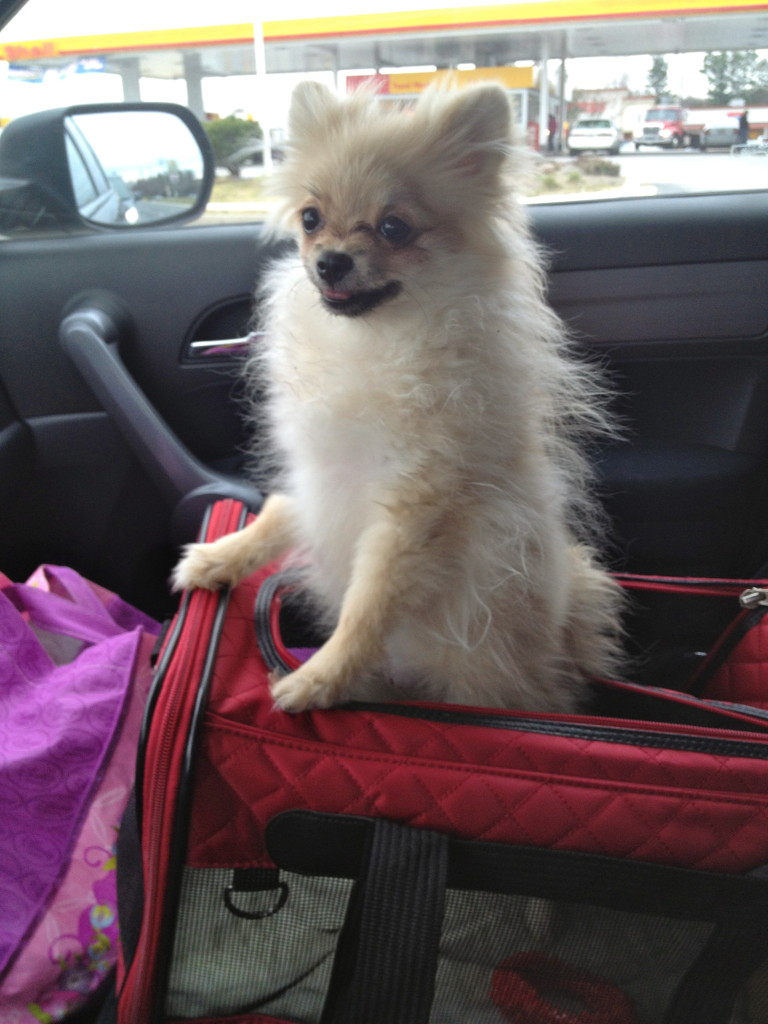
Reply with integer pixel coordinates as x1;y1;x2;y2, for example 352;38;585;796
20;410;167;596
540;192;768;576
2;194;768;614
0;379;34;573
532;191;768;270
0;229;261;612
549;262;768;342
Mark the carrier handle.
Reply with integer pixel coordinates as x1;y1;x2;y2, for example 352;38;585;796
253;567;308;675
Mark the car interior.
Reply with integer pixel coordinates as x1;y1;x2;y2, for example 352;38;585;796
3;189;768;601
1;5;766;649
4;3;768;1023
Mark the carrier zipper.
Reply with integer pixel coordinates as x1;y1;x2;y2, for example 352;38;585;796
122;582;215;1022
688;585;768;694
614;572;768;599
120;499;247;1024
346;699;768;760
739;586;768;609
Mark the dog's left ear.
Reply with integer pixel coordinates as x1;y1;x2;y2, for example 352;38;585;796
423;84;511;180
288;80;340;140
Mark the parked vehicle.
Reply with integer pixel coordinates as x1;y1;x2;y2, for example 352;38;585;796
634;105;702;149
566;117;622;155
701;119;741;151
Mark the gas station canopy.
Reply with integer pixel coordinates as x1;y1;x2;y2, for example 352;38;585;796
2;1;768;82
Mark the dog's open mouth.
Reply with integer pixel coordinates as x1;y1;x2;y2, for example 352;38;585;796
321;281;402;316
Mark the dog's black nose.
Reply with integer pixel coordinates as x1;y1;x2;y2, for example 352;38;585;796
317;252;353;286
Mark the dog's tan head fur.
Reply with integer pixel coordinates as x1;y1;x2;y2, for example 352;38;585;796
269;81;518;317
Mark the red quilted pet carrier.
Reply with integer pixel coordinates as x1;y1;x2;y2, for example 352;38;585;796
116;500;768;1024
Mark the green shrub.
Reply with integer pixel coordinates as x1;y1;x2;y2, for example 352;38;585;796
204;116;262;169
577;156;621;177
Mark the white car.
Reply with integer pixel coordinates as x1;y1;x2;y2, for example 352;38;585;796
567;118;622;156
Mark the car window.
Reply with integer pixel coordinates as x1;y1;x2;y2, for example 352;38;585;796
65;132;99;207
573;120;613;129
1;0;767;236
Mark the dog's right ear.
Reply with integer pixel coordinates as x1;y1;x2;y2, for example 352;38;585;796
288;81;340;142
423;84;512;182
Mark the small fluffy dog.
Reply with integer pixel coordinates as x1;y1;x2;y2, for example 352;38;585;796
172;81;623;713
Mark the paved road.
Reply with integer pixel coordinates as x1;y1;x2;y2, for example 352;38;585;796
606;145;767;195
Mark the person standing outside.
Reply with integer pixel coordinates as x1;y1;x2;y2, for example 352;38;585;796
739;110;750;145
547;113;558;152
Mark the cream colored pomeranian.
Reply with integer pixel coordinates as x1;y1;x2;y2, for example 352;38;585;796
172;80;623;713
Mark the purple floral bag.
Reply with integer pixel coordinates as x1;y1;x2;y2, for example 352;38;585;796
0;565;160;1022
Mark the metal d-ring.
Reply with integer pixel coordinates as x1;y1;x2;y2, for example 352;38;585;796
224;879;289;920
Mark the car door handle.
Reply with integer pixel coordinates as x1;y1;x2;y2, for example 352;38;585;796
60;303;263;541
186;335;260;360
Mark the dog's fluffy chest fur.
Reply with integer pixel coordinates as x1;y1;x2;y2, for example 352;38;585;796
263;260;488;610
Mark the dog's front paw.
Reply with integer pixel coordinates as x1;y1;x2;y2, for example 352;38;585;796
270;665;340;713
171;541;240;592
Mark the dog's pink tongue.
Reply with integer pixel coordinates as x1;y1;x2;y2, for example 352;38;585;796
324;288;352;301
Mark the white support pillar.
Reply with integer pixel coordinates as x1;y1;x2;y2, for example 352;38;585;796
118;57;142;103
253;21;273;174
183;51;205;121
538;35;549;153
557;34;567;152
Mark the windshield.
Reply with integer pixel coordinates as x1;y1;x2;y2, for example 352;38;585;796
1;0;767;224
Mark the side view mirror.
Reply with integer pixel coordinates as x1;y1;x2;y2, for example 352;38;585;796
0;102;214;233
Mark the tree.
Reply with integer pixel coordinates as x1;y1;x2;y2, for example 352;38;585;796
702;50;768;105
203;116;263;175
647;56;669;101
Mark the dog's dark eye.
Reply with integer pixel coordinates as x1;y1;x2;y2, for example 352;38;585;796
378;215;412;245
302;207;322;234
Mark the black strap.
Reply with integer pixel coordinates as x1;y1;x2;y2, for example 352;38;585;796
320;818;448;1024
665;897;768;1023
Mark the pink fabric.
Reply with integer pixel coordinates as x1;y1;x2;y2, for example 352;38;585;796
0;566;159;1022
